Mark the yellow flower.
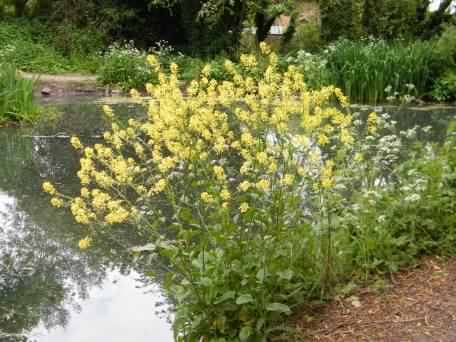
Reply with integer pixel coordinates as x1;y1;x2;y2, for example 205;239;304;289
213;166;226;181
102;105;114;118
220;189;231;201
239;202;249;213
354;153;364;162
201;192;214;204
170;63;178;75
268;161;278;174
70;136;82;150
153;179;167;194
340;128;354;145
367;112;378;135
256;152;268;165
281;174;295;186
81;187;90;198
50;197;63;208
318;133;329;146
42;182;56;195
147;55;159;69
239;180;251;192
78;236;91;250
321;177;335;189
259;42;271;55
256;179;270;191
202;64;211;77
130;88;141;100
241;132;254;146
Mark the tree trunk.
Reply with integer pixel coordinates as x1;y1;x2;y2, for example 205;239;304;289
14;0;27;17
255;11;276;44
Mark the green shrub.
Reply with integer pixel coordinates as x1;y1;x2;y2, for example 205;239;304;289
280;50;331;89
97;42;156;90
431;72;456;102
0;64;39;123
434;24;456;69
323;38;439;104
0;20;101;74
286;23;322;53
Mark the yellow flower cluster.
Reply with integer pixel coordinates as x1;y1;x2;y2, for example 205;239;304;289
45;42;358;227
320;160;335;189
367;112;378;135
42;182;56;195
78;236;91;250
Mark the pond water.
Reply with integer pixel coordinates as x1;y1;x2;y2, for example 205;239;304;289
0;97;173;342
0;97;454;341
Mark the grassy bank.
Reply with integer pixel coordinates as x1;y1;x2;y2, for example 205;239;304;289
0;64;39;124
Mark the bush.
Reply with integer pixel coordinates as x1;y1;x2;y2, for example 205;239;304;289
434;24;456;69
280;50;331;89
431;72;456;102
0;64;39;123
286;23;322;53
0;20;101;73
97;42;156;90
43;44;456;340
323;38;439;104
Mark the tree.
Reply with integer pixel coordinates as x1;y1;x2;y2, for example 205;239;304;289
320;0;455;41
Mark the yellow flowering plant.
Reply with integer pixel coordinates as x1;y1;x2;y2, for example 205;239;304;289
43;44;373;340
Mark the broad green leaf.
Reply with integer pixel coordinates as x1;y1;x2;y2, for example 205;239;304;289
277;269;293;280
214;291;235;304
266;302;291;314
236;294;254;305
239;326;253;341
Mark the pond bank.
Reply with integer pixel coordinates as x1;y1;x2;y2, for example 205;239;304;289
19;71;111;97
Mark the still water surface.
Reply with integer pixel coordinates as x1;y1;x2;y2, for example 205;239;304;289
0;98;173;342
0;97;454;341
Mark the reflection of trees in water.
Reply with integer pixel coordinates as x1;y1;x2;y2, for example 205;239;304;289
0;106;167;340
0;192;106;340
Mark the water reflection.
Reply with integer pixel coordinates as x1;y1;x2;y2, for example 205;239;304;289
0;101;172;342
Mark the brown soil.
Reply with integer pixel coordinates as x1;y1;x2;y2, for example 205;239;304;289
294;257;456;342
18;71;108;96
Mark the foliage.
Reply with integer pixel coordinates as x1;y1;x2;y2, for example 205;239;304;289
323;38;437;104
320;0;455;42
279;50;331;90
285;23;322;53
97;42;155;91
0;20;100;73
434;24;456;69
0;63;39;124
43;43;456;340
431;72;456;102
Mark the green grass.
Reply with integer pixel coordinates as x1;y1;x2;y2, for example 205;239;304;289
0;64;40;124
323;39;439;104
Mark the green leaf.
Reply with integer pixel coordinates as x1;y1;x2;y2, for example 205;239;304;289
239;326;253;341
129;243;156;252
266;302;291;314
236;294;254;305
277;269;293;280
214;291;235;304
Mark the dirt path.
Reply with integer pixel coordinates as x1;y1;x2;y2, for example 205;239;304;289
295;257;456;341
19;71;98;83
18;71;107;96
